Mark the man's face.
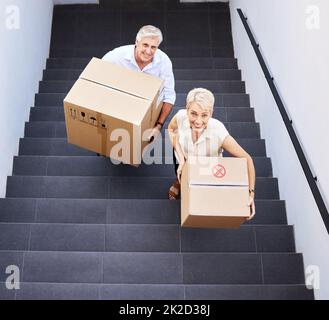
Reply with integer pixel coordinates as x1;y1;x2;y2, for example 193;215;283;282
135;36;160;64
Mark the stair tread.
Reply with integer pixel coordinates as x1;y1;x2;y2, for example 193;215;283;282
6;175;279;200
0;222;296;253
18;139;267;157
46;57;239;69
0;251;305;285
12;155;272;178
38;80;246;94
1;283;313;300
0;198;287;225
34;92;251;108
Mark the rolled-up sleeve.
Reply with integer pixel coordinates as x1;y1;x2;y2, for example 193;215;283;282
161;57;176;105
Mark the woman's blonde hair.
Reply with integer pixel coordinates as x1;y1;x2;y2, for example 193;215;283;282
186;88;215;113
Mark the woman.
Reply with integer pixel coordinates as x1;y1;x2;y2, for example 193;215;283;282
167;88;256;220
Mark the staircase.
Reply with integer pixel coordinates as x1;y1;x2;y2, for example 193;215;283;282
0;0;314;300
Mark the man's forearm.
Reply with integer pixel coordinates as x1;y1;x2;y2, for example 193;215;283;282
157;102;173;125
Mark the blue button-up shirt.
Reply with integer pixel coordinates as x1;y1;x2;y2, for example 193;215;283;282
102;45;176;105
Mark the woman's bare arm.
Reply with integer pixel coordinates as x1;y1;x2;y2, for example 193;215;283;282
168;115;185;164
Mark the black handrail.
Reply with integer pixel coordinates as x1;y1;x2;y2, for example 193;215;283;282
237;8;329;233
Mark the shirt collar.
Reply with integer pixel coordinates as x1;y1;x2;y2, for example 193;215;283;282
124;45;137;67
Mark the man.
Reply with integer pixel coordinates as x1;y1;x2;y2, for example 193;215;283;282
102;25;176;141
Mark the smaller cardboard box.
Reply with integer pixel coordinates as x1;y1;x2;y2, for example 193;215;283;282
63;57;164;166
181;156;250;228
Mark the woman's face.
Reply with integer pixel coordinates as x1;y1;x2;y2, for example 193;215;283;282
187;102;212;132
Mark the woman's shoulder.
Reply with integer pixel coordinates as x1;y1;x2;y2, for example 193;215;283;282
208;117;229;138
175;109;187;120
175;109;188;128
175;108;186;115
208;117;226;129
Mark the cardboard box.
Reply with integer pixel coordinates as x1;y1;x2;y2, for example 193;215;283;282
181;156;250;228
63;57;164;165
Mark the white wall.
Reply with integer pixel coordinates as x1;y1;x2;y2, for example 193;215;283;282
0;0;54;197
229;0;329;299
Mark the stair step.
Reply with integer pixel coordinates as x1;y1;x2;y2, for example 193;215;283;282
38;80;246;94
46;57;238;69
18;137;266;157
183;253;305;285
25;107;260;127
13;155;271;177
184;284;314;300
0;251;305;285
0;198;287;225
51;12;232;50
28;107;255;121
6;176;279;199
52;1;229;13
49;46;234;58
34;92;250;107
51;2;232;50
0;282;16;300
164;47;236;58
1;282;313;300
53;4;102;13
0;223;295;253
43;68;242;81
29;108;258;130
15;282;101;300
15;283;185;300
170;1;230;12
28;114;259;138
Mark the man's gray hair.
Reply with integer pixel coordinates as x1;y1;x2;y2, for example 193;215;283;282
186;88;215;113
136;25;163;45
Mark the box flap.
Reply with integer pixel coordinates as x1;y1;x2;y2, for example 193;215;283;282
80;58;164;101
64;79;150;125
187;156;249;186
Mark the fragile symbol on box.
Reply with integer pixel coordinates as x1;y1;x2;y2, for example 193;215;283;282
212;164;226;178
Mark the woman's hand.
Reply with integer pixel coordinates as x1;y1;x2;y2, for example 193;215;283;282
148;124;162;143
176;160;185;183
246;195;256;220
222;136;257;221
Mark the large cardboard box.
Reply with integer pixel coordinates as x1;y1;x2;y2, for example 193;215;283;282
181;156;250;228
63;57;164;165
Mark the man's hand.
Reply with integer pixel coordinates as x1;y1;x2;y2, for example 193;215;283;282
148;123;162;143
177;160;185;183
246;196;256;221
148;102;173;143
